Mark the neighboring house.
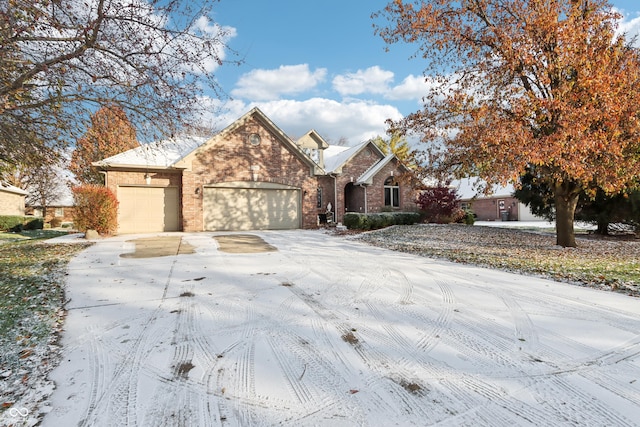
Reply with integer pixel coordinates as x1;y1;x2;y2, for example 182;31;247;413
94;108;417;234
26;193;76;225
455;179;542;221
0;182;27;216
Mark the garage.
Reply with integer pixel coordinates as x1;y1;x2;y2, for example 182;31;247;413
117;186;180;234
203;182;300;231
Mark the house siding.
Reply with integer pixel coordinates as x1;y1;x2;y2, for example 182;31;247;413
0;189;25;216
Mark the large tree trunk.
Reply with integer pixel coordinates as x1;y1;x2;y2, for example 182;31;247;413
554;183;580;247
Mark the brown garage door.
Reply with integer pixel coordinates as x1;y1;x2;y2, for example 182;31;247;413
203;183;300;231
117;186;180;234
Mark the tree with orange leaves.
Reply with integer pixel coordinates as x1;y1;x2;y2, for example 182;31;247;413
70;105;139;185
375;0;640;247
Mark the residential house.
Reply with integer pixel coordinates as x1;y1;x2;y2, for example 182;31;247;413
455;179;542;221
94;108;417;234
26;192;76;226
0;182;27;216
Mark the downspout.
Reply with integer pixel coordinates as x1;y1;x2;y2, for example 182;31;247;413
331;173;338;223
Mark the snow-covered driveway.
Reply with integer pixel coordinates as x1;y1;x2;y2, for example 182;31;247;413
43;230;640;426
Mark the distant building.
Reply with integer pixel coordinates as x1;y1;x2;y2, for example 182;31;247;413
454;179;543;222
25;187;75;225
0;183;27;216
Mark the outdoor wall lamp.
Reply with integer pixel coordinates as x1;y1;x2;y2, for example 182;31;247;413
144;173;151;185
195;187;200;195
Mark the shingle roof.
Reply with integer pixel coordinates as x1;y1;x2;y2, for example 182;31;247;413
322;141;372;173
355;155;396;185
0;182;28;195
94;136;207;168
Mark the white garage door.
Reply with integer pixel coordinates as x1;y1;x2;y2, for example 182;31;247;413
117;186;180;234
203;183;300;231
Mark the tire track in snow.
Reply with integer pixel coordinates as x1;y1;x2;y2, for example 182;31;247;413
284;280;436;423
79;311;172;427
78;243;189;427
142;281;223;427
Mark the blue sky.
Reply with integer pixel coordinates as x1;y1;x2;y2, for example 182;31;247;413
202;0;640;146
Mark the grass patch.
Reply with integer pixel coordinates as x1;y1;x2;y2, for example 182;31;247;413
357;224;640;295
0;229;72;243
0;239;90;416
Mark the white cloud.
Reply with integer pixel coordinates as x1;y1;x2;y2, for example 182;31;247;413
254;98;402;144
386;74;432;101
615;10;640;47
192;16;237;73
231;64;327;101
332;66;395;96
332;67;433;103
199;97;403;145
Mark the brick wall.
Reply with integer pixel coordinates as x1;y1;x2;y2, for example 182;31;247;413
105;169;183;229
183;116;319;231
464;196;520;221
26;206;76;224
331;147;418;223
103;120;420;231
0;190;25;216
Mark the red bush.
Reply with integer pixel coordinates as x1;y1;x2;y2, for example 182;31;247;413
417;186;463;223
72;185;118;235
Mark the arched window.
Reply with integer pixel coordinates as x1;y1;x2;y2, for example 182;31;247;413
384;177;400;207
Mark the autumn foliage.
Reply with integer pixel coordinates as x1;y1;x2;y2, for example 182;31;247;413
70;105;139;185
376;0;640;247
72;185;118;235
416;186;463;223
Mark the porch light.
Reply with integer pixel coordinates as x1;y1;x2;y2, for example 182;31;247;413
145;173;151;185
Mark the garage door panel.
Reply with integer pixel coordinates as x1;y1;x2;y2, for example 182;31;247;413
118;187;179;234
203;187;299;231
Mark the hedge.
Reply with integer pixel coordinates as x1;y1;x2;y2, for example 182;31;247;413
0;216;44;232
343;212;420;230
72;185;118;235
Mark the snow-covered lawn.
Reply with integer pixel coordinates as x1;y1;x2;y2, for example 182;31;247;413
23;230;640;426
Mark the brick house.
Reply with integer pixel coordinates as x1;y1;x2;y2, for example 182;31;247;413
0;182;27;216
456;179;542;221
94;108;418;233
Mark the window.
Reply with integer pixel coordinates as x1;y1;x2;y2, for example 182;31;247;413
384;177;400;208
317;188;322;209
55;208;64;217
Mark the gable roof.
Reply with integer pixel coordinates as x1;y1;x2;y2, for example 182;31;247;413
454;178;515;199
92;108;406;182
323;140;386;174
0;182;28;196
175;107;320;173
355;155;396;185
94;135;207;169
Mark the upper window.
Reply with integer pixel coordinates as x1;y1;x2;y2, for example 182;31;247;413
384;177;400;208
55;208;64;217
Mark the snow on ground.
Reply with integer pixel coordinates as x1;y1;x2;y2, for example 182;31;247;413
22;230;640;426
